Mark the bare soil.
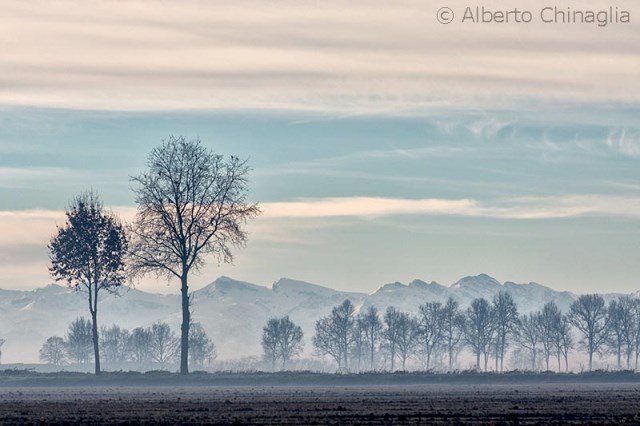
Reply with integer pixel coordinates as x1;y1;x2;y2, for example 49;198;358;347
0;382;639;424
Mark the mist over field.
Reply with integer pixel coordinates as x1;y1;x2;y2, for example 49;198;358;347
1;273;637;373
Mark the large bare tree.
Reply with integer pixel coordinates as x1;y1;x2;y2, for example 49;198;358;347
48;192;128;375
128;136;260;374
491;291;519;372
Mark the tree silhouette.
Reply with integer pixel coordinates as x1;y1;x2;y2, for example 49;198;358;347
48;192;128;375
129;136;260;374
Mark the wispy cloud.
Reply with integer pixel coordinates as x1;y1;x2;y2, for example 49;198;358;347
262;195;640;220
0;0;638;112
606;129;640;157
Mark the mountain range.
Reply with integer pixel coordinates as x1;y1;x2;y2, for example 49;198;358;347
0;274;632;364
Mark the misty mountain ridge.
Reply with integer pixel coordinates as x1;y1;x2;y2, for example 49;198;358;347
0;274;631;364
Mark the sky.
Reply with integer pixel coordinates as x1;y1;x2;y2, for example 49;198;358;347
0;0;639;295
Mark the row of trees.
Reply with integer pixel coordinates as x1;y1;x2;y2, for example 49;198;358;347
47;136;260;375
40;318;216;370
309;293;640;372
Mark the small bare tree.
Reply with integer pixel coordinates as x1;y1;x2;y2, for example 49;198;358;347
129;327;152;367
48;191;128;375
66;317;94;365
516;312;542;371
40;336;67;366
383;307;401;371
463;298;494;371
539;301;561;371
417;302;445;370
128;136;260;375
491;291;519;373
100;325;130;366
441;298;464;371
359;306;383;370
569;294;609;371
607;297;636;369
555;313;573;372
394;312;419;371
189;323;216;370
313;300;355;371
149;322;179;367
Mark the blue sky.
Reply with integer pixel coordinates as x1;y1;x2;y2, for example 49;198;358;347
0;0;639;294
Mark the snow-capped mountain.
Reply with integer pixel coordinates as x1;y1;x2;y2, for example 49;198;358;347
0;274;632;364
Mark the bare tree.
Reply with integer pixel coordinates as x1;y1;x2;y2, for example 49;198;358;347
555;313;573;372
417;302;444;370
149;322;179;367
40;336;67;366
262;318;281;371
100;325;130;366
516;312;542;371
313;317;342;369
463;298;494;371
48;191;128;375
66;317;93;364
313;300;356;371
607;297;636;369
569;294;609;371
189;323;216;370
262;318;280;371
262;316;303;370
383;307;401;371
441;298;464;371
539;301;561;371
129;327;152;367
129;137;260;374
394;312;419;371
359;306;383;370
634;300;640;371
352;316;366;372
277;316;304;370
491;291;519;372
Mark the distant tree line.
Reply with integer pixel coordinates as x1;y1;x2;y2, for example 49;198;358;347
306;293;640;373
40;318;216;370
38;292;640;373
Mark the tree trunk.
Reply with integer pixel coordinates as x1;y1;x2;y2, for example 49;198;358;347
476;352;480;370
90;286;101;376
531;350;536;370
448;344;453;371
370;344;375;371
589;351;593;371
91;309;100;375
180;273;190;375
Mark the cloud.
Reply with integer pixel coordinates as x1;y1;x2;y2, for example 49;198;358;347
606;129;640;157
261;195;640;219
0;0;638;112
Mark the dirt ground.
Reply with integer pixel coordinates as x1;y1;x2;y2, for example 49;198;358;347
0;383;639;424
